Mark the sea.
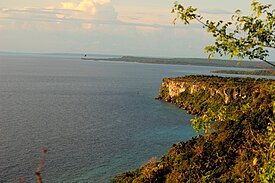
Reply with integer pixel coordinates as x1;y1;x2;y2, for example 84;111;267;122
0;53;272;183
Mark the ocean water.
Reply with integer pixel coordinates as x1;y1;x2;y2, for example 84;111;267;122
0;54;252;183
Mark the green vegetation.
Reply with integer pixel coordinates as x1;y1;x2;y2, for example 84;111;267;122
212;69;275;76
172;0;275;68
112;76;275;182
112;1;275;182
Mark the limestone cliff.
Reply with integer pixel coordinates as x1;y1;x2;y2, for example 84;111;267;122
113;75;275;183
156;75;273;115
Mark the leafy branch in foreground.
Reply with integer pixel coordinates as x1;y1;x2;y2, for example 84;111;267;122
172;0;275;68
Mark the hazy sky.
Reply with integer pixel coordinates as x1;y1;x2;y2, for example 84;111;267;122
0;0;274;60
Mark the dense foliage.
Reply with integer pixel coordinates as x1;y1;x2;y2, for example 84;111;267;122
112;76;275;182
112;1;275;181
172;1;275;68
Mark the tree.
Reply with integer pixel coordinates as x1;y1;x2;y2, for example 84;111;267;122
172;1;275;181
172;0;275;68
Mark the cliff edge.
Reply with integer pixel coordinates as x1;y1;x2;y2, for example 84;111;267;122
112;75;275;183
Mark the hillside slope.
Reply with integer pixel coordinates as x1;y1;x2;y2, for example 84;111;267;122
112;76;275;183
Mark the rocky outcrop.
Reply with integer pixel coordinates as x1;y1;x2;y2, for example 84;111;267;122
156;75;274;115
113;75;275;183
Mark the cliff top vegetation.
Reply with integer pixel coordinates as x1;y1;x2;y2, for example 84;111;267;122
112;76;275;182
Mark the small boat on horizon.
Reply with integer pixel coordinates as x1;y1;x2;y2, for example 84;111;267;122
81;54;92;60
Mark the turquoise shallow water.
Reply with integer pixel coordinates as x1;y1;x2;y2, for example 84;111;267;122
0;54;233;183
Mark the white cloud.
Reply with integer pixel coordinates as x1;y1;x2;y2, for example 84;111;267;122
0;1;181;32
61;0;111;15
0;0;116;32
0;0;113;22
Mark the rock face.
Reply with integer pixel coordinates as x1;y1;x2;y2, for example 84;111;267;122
157;75;272;106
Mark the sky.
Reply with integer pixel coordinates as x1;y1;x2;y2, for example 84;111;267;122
0;0;274;60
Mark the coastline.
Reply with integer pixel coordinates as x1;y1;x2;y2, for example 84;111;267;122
112;75;275;182
81;56;275;69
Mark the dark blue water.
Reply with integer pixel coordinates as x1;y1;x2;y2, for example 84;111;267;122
0;54;244;183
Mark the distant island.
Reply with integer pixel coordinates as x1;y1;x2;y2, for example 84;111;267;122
212;69;275;76
82;56;275;69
